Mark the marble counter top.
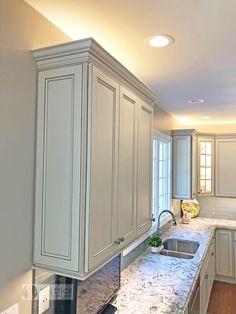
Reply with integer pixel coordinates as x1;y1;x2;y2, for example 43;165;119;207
113;217;236;314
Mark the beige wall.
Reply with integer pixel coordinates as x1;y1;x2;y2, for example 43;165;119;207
0;0;70;313
153;105;182;134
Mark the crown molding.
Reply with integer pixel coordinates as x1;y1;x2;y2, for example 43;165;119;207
32;38;158;106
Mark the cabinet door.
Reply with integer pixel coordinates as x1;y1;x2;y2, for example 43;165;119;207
216;229;233;277
136;101;153;236
209;237;215;290
197;137;214;196
172;135;192;199
34;66;82;271
117;87;137;247
234;233;236;278
215;138;236;197
200;255;210;314
86;66;119;271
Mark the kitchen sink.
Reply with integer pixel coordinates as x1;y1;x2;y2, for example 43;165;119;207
159;238;199;259
160;250;194;259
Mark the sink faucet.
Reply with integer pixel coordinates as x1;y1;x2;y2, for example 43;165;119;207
157;210;177;235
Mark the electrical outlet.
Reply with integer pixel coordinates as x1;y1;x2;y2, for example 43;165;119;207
38;285;50;314
0;303;19;314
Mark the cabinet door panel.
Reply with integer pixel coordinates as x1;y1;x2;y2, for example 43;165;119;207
173;136;191;199
216;229;233;277
215;138;236;197
234;241;236;278
137;102;153;236
117;87;137;246
34;66;82;271
86;66;119;271
197;137;214;196
209;238;215;289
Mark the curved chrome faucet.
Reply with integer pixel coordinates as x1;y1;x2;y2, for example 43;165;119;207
157;210;177;235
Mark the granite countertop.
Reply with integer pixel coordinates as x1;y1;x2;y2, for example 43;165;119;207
113;217;236;314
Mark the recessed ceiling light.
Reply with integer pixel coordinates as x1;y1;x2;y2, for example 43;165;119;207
202;116;212;119
188;99;205;104
148;34;174;47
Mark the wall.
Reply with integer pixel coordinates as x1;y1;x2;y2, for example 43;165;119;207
198;197;236;220
0;0;70;313
153;105;182;134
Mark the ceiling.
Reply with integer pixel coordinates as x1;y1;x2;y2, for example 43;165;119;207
25;0;236;125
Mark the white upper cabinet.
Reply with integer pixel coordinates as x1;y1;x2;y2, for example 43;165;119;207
215;137;236;197
137;102;153;236
34;65;82;272
197;137;214;196
86;67;119;271
172;130;236;198
117;87;138;247
32;38;156;279
172;129;197;199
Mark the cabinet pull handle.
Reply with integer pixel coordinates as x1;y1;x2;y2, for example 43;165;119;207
119;237;125;242
114;239;121;245
205;274;209;280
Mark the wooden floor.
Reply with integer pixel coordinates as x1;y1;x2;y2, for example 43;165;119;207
207;280;236;314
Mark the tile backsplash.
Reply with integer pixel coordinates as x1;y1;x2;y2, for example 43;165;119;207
198;197;236;220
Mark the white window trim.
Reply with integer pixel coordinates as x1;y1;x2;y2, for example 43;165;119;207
152;130;172;227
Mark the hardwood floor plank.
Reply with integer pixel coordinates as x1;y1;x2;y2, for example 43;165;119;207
207;280;236;314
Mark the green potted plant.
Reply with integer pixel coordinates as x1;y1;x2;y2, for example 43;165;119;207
148;234;163;253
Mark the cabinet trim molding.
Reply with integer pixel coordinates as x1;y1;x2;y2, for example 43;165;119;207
32;38;158;106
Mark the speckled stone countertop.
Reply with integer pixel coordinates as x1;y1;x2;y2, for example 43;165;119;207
113;217;236;314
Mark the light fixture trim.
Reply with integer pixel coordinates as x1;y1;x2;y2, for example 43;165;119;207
187;99;205;104
148;34;174;47
201;115;212;119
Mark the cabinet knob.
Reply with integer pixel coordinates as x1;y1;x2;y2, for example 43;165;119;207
114;239;121;245
211;252;214;256
205;274;209;280
119;237;125;242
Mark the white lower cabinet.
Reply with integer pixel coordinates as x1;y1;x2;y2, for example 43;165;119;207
33;39;154;279
200;255;210;314
209;237;215;290
199;237;215;314
216;229;234;279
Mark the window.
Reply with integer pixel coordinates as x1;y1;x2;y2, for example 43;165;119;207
152;131;171;224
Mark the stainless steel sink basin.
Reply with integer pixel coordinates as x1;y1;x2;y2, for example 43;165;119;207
160;250;194;259
159;238;199;259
